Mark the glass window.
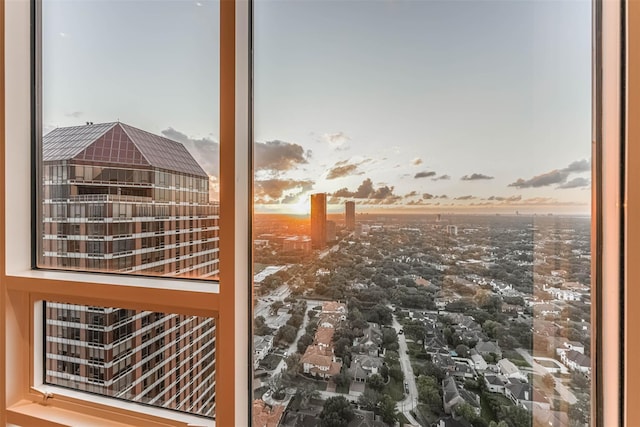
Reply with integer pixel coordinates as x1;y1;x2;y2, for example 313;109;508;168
38;0;220;280
252;1;591;426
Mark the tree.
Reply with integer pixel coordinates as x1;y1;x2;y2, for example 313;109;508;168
378;394;399;425
297;333;314;354
275;324;298;344
332;371;352;388
320;396;355;427
270;300;284;315
417;375;441;411
358;388;381;411
284;353;301;375
267;373;287;400
455;344;470;358
367;373;385;392
296;383;320;409
389;366;404;383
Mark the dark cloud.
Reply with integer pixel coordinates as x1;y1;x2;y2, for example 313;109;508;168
326;164;363;179
487;195;522;202
557;177;590;189
254;140;308;171
404;191;419;198
412;158;423;166
161;127;219;177
508;169;569;188
432;174;450;181
415;171;437;179
461;173;494;181
455;195;476;200
562;159;590;173
509;159;590;189
254;179;314;202
423;193;434;200
331;178;400;204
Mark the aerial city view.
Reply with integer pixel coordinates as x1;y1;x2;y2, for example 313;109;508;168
252;205;591;427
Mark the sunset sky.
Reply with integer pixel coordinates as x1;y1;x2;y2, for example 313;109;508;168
42;0;591;215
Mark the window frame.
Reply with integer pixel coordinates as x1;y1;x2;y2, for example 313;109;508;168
1;0;250;425
0;0;636;425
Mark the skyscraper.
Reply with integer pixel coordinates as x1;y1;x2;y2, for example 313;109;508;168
345;201;355;231
42;123;217;417
310;193;327;249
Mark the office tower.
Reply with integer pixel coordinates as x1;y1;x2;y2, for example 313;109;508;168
310;193;327;249
326;220;336;242
42;123;218;417
345;201;355;231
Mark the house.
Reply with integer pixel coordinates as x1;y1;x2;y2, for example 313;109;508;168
469;350;488;371
252;400;286;427
442;377;481;415
497;359;528;382
561;350;591;376
556;340;585;355
314;327;334;349
253;335;273;369
348;354;384;382
352;323;383;355
300;345;342;379
322;301;347;319
505;380;550;412
483;373;507;394
452;361;477;379
475;340;502;359
318;313;342;329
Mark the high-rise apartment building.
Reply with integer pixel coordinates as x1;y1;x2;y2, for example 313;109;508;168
42;123;218;417
345;201;355;230
310;193;327;249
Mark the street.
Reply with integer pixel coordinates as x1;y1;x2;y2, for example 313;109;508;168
393;315;421;426
515;348;577;404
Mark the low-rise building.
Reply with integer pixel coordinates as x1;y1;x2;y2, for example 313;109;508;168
497;358;528;382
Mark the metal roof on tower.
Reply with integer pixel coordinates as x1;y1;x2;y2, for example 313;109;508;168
42;122;208;178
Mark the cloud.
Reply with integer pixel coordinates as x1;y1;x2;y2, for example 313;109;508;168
423;193;434;200
509;159;591;189
322;132;351;150
487;195;522;202
461;173;494;181
432;174;450;181
325;158;371;180
331;178;401;204
326;164;362;179
455;195;476;200
254;140;308;172
404;191;419;198
254;179;314;203
411;158;423;166
414;171;437;179
161;127;219;177
508;169;569;188
65;111;83;118
562;159;590;173
557;177;590;189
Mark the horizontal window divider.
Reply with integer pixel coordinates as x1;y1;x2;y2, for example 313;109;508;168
4;275;220;316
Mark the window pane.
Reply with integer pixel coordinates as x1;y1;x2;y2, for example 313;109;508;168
39;0;220;280
253;1;591;426
45;301;216;418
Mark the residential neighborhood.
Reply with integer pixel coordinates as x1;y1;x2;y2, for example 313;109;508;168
252;213;591;427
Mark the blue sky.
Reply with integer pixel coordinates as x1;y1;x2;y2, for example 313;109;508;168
43;0;592;214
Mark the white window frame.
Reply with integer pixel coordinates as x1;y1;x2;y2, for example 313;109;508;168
1;0;250;425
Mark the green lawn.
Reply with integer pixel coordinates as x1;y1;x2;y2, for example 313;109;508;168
385;377;406;401
413;403;441;427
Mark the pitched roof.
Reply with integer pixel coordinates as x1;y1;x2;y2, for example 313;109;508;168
43;122;208;177
314;327;335;346
565;350;591;367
